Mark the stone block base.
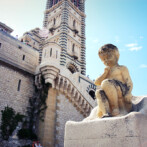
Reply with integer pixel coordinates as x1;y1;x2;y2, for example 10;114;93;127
64;96;147;147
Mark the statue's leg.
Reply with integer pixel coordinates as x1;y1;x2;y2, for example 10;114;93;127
101;79;119;116
95;89;110;118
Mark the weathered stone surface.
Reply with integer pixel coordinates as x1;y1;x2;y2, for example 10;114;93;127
56;93;84;147
0;30;39;74
0;30;38;123
95;44;133;118
64;96;147;147
0;62;35;123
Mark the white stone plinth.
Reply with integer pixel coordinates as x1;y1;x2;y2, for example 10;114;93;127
64;96;147;147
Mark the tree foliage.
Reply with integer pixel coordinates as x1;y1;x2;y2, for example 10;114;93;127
0;106;24;140
25;77;51;135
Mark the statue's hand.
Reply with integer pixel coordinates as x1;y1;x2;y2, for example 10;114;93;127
124;94;132;104
95;67;110;86
104;67;110;74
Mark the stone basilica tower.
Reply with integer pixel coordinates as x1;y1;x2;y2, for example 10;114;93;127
42;0;86;75
34;0;96;147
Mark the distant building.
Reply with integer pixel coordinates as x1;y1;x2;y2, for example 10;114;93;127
0;21;13;34
0;0;97;147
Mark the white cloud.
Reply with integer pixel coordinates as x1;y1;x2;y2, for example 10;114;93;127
93;39;99;43
140;64;147;68
129;46;142;51
126;43;138;47
126;43;142;51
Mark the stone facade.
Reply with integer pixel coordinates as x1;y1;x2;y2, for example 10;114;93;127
0;28;39;123
38;88;58;147
56;93;84;147
0;30;39;74
0;29;39;120
43;0;86;74
0;22;13;34
0;61;35;123
0;23;39;121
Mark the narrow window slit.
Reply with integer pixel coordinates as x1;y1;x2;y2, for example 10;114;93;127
17;80;21;91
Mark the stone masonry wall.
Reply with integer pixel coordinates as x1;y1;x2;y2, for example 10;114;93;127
0;30;39;74
55;93;84;147
0;61;35;123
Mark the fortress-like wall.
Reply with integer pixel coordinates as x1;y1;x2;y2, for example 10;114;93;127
56;93;84;147
0;62;35;122
0;30;39;74
0;30;39;121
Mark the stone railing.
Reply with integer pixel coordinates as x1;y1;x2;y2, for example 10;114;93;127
54;74;92;117
35;66;92;117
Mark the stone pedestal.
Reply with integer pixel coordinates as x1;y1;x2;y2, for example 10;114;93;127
64;96;147;147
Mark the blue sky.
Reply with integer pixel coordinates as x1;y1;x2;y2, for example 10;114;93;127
86;0;147;96
0;0;147;96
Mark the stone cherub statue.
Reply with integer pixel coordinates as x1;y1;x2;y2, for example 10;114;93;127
94;44;133;118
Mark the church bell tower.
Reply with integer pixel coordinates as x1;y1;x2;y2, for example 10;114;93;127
43;0;86;75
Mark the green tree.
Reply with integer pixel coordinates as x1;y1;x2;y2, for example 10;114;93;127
0;106;24;140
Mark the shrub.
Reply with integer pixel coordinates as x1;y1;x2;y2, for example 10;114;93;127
0;106;24;140
17;128;37;140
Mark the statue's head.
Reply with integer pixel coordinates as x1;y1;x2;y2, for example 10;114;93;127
98;44;120;67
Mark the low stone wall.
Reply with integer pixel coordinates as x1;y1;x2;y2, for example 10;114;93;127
64;96;147;147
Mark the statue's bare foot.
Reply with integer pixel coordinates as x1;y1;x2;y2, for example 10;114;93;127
112;109;120;116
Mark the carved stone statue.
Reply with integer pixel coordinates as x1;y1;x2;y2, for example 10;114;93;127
95;44;133;118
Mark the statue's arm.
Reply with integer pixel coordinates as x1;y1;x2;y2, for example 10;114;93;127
121;66;133;102
94;67;109;86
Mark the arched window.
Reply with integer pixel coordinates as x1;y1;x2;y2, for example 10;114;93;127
89;90;96;100
73;20;76;27
68;65;76;74
73;20;78;34
54;18;56;25
67;63;78;74
50;48;52;57
72;44;75;52
55;0;58;4
74;0;76;5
